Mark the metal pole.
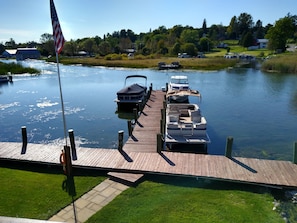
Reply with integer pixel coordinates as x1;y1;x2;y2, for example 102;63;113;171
55;52;68;146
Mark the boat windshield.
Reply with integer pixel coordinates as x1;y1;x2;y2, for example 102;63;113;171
171;76;188;84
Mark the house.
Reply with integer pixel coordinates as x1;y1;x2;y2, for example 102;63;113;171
16;48;41;61
1;49;17;58
257;39;268;49
247;39;269;50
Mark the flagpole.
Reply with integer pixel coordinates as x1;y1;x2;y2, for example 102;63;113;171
55;52;68;146
50;0;68;146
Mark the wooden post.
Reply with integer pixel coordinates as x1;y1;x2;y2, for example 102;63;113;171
157;133;163;153
160;119;163;135
21;126;27;154
166;82;168;92
133;108;138;122
127;120;133;136
64;145;72;177
68;129;77;160
225;137;233;158
293;142;297;164
118;130;124;151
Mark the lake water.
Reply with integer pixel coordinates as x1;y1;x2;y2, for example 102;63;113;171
1;59;297;161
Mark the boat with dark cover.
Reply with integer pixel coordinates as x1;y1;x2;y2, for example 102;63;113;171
115;75;147;111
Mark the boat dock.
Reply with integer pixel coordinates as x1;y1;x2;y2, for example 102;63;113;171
1;90;297;189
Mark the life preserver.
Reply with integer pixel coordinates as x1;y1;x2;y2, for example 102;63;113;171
60;150;66;174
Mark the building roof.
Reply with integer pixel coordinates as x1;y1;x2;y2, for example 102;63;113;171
4;49;17;55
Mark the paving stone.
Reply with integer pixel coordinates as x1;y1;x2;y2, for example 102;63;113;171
87;202;103;212
101;187;118;197
76;208;96;223
90;193;106;205
74;198;89;209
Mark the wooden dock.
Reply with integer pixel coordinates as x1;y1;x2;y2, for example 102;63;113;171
1;90;297;189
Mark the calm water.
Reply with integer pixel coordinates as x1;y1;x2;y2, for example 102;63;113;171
1;59;297;160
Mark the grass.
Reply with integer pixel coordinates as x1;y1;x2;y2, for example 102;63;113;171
261;52;297;73
0;163;106;220
0;61;40;75
54;56;238;71
86;175;284;223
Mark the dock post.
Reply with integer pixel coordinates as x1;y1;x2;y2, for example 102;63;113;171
293;142;297;164
68;129;77;160
157;133;163;153
64;145;73;177
160;119;164;135
118;130;124;151
133;108;138;122
127;120;133;136
225;137;233;158
21;126;27;154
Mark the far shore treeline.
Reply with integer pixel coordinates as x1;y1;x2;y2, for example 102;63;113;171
1;12;297;73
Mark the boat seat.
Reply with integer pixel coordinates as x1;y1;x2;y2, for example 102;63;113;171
169;115;179;123
191;110;201;122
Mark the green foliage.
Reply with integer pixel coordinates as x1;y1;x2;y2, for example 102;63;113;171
266;16;296;51
0;61;40;75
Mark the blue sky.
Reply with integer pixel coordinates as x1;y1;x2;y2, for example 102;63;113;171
1;0;296;44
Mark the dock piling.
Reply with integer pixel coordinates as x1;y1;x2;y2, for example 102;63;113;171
127;120;133;136
118;130;124;151
68;129;77;160
293;142;297;164
21;126;27;154
225;137;233;158
157;133;163;153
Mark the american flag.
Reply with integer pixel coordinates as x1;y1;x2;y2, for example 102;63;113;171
50;0;65;54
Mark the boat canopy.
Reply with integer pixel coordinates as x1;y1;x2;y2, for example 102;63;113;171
117;83;147;96
166;89;200;98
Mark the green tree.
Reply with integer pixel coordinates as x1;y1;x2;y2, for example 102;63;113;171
39;33;55;56
237;13;253;37
98;41;111;56
199;37;212;52
242;32;254;47
171;42;181;56
254;20;265;39
202;18;207;35
266;15;295;52
63;39;77;56
181;43;197;56
180;29;199;45
5;38;16;48
227;16;238;39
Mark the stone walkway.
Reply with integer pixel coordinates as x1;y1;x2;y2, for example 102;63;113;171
49;178;129;223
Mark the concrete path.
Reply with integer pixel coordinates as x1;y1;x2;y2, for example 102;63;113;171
49;178;129;223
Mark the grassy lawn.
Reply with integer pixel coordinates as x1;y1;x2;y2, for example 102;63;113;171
86;175;284;223
0;164;106;220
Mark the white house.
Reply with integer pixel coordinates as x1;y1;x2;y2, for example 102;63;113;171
257;39;269;49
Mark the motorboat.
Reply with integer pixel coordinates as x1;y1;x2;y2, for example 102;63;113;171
167;75;194;103
165;103;210;150
115;75;147;111
0;75;13;83
158;61;180;70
